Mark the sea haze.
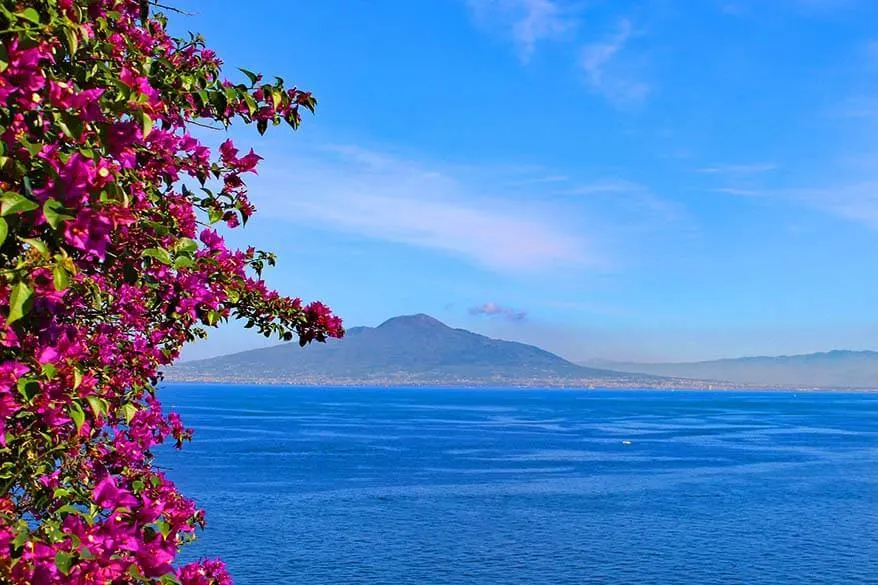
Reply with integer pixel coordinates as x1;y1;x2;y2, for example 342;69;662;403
158;385;878;585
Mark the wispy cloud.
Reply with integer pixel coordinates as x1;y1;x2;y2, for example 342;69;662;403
722;180;878;227
466;0;577;63
560;178;686;226
781;181;878;228
697;163;778;174
252;145;600;273
580;19;649;107
563;178;645;195
507;174;569;186
469;302;528;321
710;187;763;197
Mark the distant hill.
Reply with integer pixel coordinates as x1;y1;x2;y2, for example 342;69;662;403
166;314;682;387
583;350;878;389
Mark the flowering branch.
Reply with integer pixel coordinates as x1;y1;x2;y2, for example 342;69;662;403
0;1;343;583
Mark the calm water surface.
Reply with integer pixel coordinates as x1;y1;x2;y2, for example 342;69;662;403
158;385;878;584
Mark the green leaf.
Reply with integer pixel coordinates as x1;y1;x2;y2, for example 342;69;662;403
210;90;228;115
175;237;198;255
142;247;172;265
7;281;33;324
223;85;237;104
20;237;49;257
56;112;83;140
140;111;153;138
17;8;40;24
52;264;69;291
1;192;38;216
61;27;79;56
73;368;82;390
17;378;39;402
0;217;7;247
238;68;260;85
41;362;57;379
43;200;72;229
22;141;42;158
78;546;94;560
207;207;223;224
122;403;138;425
158;573;180;585
69;402;85;433
86;396;106;419
285;111;301;130
12;528;28;549
173;256;194;270
156;519;172;539
128;564;146;580
242;92;257;116
143;220;170;237
302;95;317;114
55;504;84;517
55;551;73;575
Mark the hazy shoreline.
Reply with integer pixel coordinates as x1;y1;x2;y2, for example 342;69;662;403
160;380;878;393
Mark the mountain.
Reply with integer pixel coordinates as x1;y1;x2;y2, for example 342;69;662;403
166;314;684;387
583;350;878;389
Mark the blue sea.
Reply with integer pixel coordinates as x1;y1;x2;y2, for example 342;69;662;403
158;385;878;584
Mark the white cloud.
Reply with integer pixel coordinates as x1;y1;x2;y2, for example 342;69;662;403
710;187;763;197
466;0;576;63
469;302;528;321
563;178;645;195
783;181;878;228
251;145;600;273
561;178;686;226
724;181;878;228
580;19;649;106
696;163;778;174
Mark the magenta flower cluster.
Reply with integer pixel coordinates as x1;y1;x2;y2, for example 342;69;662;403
0;1;343;583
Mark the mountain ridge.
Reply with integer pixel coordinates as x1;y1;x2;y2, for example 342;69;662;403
166;314;691;388
583;350;878;388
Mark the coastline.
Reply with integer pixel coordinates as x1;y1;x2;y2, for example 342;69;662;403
159;379;878;392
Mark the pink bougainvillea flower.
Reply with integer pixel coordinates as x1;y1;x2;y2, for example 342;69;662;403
64;208;114;260
0;1;343;582
93;476;139;510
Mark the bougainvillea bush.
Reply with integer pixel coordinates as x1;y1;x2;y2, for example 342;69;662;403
0;1;343;582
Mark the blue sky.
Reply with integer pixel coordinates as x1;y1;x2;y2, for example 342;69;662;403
175;0;878;363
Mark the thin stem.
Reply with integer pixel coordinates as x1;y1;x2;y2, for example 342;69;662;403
188;120;223;131
148;1;196;16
